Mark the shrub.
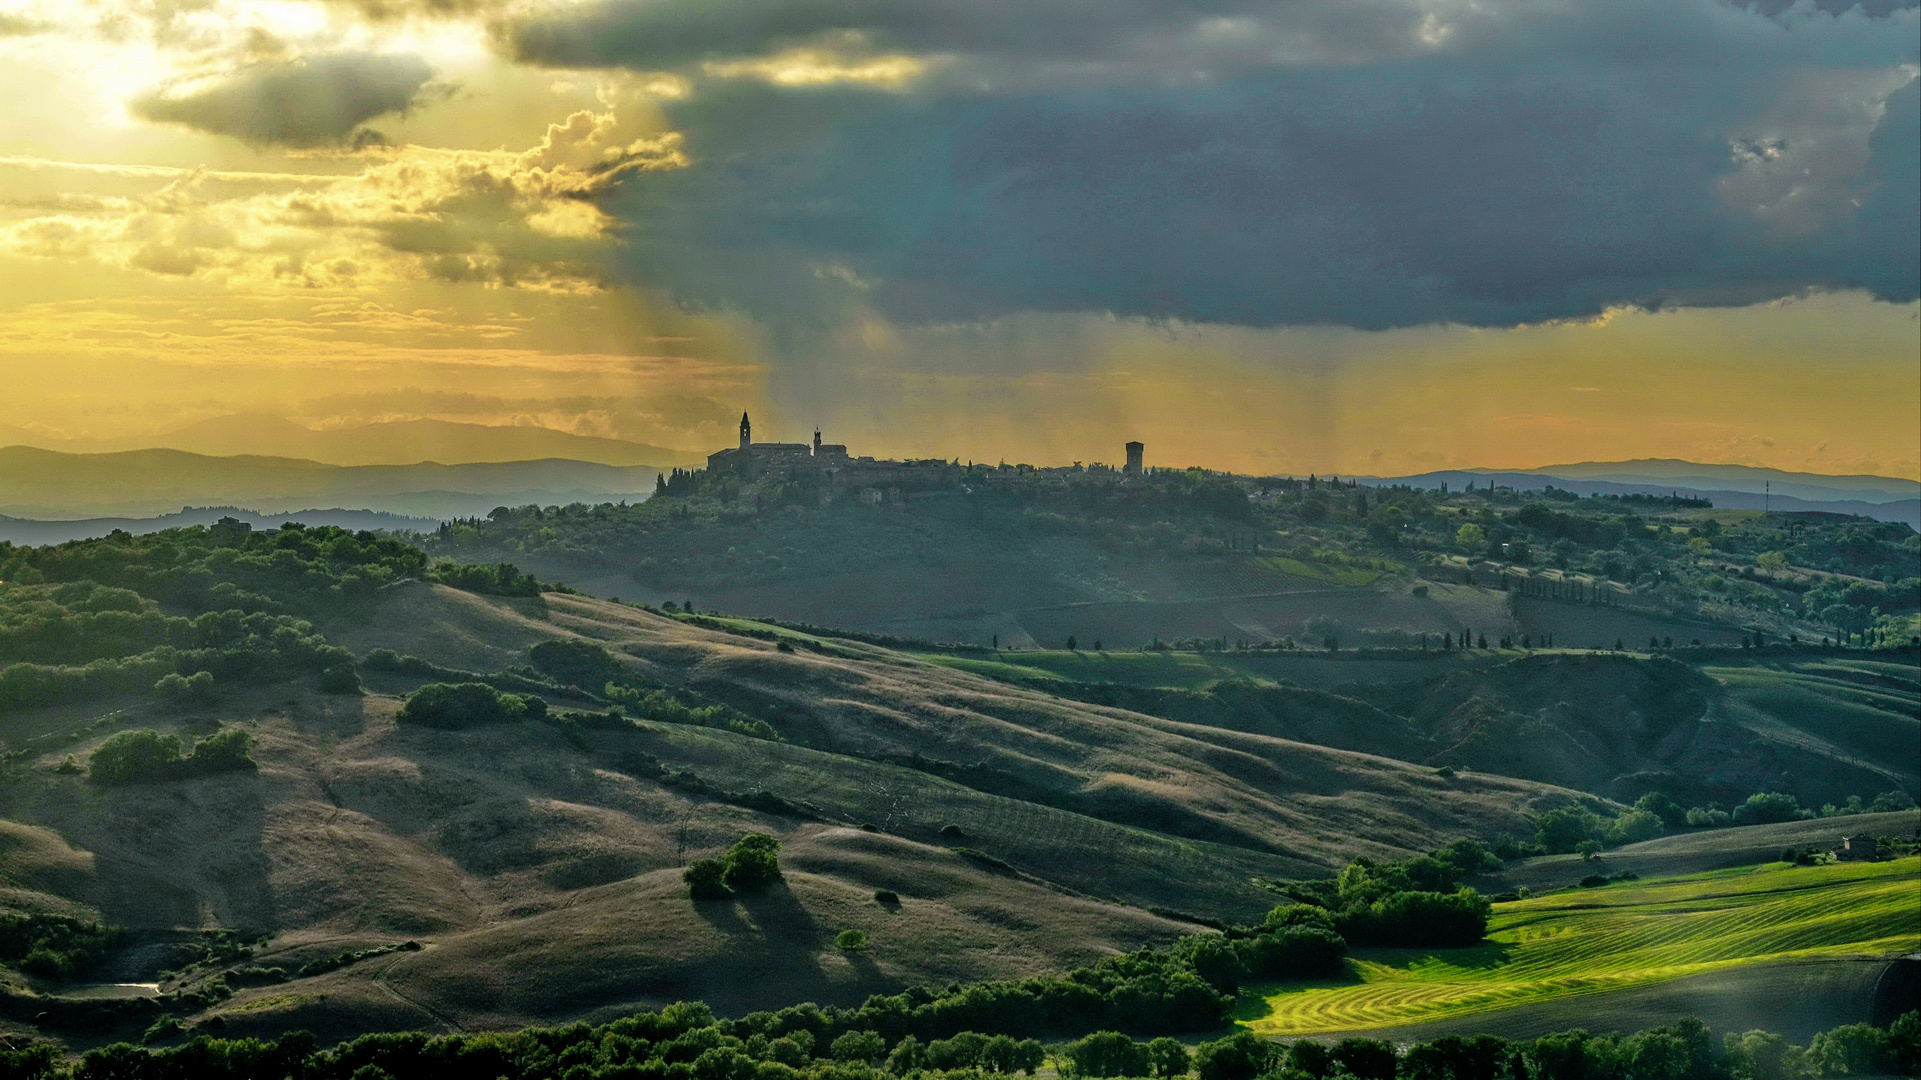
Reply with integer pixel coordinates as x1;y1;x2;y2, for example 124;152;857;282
318;663;361;694
835;929;868;952
187;727;254;774
396;682;544;729
89;729;183;784
684;858;729;901
154;670;216;708
873;889;900;904
528;638;621;690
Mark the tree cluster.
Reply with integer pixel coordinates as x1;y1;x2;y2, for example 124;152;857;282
0;524;555;714
685;834;785;900
87;727;255;785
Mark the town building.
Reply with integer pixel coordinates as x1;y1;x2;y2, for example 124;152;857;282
704;413;960;497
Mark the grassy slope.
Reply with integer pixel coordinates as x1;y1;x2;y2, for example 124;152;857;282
1242;857;1921;1036
913;648;1921;809
0;585;1608;1042
1706;660;1921;801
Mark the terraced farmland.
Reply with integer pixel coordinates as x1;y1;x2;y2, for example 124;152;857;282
1243;857;1921;1035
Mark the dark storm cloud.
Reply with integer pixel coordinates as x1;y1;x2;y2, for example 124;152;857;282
133;53;436;147
510;0;1920;330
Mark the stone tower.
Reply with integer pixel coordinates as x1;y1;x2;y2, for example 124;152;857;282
1124;441;1144;474
739;412;751;451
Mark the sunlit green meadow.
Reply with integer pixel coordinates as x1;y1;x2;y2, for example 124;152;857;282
1241;857;1921;1034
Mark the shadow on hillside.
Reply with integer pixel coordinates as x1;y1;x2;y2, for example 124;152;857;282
285;687;372;739
704;881;828;952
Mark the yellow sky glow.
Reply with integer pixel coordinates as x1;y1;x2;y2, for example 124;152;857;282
0;3;1915;481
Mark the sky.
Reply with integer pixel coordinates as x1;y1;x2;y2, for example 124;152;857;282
0;0;1915;478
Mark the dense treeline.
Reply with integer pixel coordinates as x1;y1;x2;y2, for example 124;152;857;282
0;523;554;712
1526;790;1918;856
7;1003;1913;1080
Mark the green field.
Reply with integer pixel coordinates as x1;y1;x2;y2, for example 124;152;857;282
917;649;1256;689
1251;556;1392;587
1242;857;1921;1035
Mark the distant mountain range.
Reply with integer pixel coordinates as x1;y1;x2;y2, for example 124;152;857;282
0;414;703;468
1365;461;1920;528
0;447;664;520
1508;459;1920;503
0;506;442;547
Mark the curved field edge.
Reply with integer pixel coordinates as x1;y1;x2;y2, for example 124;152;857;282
1241;857;1921;1035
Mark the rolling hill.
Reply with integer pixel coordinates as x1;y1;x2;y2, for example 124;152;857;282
0;583;1609;1045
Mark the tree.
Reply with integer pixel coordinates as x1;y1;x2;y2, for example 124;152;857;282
721;833;782;892
1194;1031;1275;1080
1329;1037;1399;1080
1634;792;1688;829
1576;839;1604;863
834;929;869;952
830;1030;883;1061
1402;1035;1509;1080
1806;1023;1892;1076
1872;789;1917;812
1064;1032;1149;1078
1066;635;1078;651
1536;807;1606;853
1732;792;1803;826
1144;1037;1190;1078
1756;551;1789;574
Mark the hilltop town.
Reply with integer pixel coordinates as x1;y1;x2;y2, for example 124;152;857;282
657;413;1154;505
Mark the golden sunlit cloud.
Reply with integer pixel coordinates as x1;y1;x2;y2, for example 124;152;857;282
702;48;929;88
0;109;685;291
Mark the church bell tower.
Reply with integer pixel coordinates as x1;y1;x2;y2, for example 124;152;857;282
739;412;751;451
